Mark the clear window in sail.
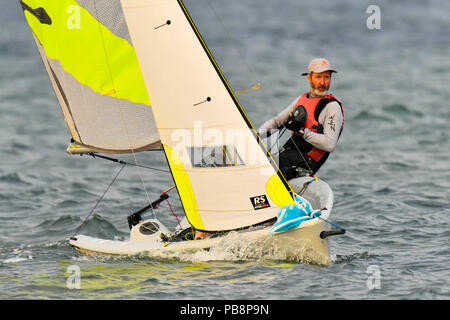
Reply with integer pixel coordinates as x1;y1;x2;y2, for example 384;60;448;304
188;145;244;168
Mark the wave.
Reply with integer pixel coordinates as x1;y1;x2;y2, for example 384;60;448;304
351;104;423;126
332;251;376;264
0;172;31;186
35;214;127;240
382;104;423;117
352;110;394;123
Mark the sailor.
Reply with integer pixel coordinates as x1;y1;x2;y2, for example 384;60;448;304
258;58;344;179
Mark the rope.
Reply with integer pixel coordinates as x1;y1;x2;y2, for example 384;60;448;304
297;176;318;196
71;162;126;239
235;83;261;94
166;198;181;229
287;134;316;175
318;208;345;231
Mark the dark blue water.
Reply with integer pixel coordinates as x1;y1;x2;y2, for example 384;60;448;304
0;0;449;300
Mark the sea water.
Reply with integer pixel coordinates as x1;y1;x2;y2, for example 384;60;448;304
0;0;449;300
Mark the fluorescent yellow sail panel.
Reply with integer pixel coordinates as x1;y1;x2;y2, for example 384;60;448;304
21;0;161;153
163;145;203;230
266;174;295;208
22;0;149;106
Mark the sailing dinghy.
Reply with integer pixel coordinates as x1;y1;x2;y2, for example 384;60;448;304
21;0;344;265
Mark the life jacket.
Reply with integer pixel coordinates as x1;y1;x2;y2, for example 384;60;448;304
283;92;344;172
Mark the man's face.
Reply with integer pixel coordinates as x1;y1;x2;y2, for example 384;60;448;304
307;71;331;96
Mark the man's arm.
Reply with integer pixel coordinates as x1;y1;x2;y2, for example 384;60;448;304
302;101;343;152
258;96;301;136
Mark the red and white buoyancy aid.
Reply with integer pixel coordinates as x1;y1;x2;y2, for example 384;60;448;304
285;92;344;170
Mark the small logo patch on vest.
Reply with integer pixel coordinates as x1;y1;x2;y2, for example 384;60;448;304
250;195;270;210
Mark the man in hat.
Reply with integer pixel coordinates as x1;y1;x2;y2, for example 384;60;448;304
259;58;345;179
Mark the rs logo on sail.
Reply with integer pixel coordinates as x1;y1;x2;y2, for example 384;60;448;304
250;195;270;210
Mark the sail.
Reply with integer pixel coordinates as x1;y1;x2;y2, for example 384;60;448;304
20;0;161;154
121;0;295;231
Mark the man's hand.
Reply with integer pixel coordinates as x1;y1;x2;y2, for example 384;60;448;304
290;116;305;137
285;105;307;133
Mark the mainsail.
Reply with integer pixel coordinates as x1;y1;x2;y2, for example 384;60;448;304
21;0;295;232
20;0;161;154
121;0;294;231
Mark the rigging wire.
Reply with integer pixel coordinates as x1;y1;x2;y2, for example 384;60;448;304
71;162;127;239
206;0;259;91
205;0;282;115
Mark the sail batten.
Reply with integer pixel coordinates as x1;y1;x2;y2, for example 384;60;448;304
122;0;294;231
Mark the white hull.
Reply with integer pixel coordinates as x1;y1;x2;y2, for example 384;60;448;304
70;177;334;265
